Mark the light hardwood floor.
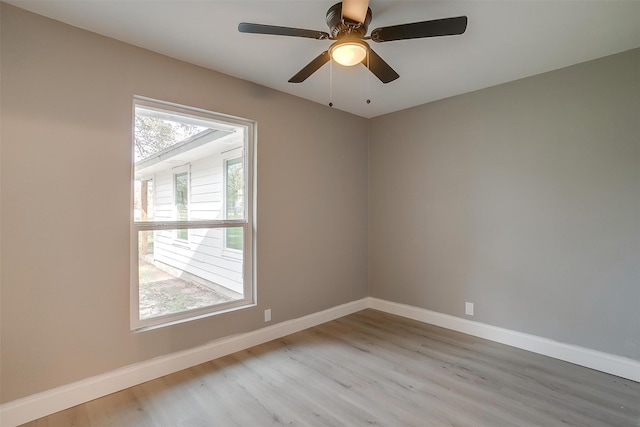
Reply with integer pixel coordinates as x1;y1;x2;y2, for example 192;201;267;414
23;310;640;426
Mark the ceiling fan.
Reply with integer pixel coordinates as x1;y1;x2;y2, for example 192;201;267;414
238;0;467;84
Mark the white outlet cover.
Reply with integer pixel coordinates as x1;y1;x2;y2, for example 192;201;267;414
465;302;474;316
264;309;271;322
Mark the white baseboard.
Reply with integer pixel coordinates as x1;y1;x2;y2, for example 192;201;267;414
368;297;640;383
0;298;368;427
3;297;638;426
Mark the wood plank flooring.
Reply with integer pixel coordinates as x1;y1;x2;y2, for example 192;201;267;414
23;310;640;426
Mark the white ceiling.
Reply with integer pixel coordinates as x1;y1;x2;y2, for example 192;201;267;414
7;0;640;118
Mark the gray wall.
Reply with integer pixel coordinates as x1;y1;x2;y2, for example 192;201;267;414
2;1;639;406
369;48;640;360
0;4;369;403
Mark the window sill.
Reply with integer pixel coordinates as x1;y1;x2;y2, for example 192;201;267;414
132;300;256;332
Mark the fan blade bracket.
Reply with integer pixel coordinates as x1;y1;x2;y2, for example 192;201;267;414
371;16;468;43
238;23;330;40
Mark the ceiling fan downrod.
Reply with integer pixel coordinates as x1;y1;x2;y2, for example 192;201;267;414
326;2;372;40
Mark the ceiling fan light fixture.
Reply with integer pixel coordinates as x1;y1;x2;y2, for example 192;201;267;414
240;3;467;84
329;39;368;66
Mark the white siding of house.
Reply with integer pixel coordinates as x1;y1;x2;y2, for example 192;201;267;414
153;174;173;221
190;163;222;221
151;144;244;294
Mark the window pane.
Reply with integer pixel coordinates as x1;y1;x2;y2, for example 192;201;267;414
175;172;188;240
134;179;154;221
138;228;245;320
225;227;243;251
132;98;254;330
134;107;207;163
133;106;246;223
225;157;244;221
225;156;244;250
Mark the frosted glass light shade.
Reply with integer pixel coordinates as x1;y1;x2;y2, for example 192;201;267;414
330;41;368;66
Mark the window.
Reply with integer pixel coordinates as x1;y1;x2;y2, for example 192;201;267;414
174;170;189;241
131;97;256;330
225;157;243;250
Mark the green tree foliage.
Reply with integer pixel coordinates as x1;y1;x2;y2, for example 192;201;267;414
134;115;204;162
226;158;244;219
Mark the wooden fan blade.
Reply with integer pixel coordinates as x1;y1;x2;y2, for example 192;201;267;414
342;0;370;24
362;48;399;84
371;16;468;42
239;23;329;40
289;51;331;83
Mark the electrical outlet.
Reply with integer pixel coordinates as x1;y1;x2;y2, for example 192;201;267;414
465;302;474;316
264;309;271;322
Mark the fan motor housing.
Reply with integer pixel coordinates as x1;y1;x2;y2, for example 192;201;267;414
326;2;372;39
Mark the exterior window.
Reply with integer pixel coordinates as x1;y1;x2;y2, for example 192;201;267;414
131;97;256;330
225;157;243;250
174;171;189;240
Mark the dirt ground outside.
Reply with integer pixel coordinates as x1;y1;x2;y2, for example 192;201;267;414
138;260;234;320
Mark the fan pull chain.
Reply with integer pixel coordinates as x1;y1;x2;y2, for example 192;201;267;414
329;60;334;107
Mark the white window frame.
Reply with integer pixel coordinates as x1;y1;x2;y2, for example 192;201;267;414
130;96;256;331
